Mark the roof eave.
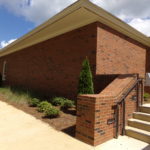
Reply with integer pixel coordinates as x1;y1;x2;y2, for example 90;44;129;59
83;0;150;47
0;0;150;57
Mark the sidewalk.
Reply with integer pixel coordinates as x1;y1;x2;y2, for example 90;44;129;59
0;101;149;150
0;101;92;150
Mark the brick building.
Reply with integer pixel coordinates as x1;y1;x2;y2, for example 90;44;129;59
0;0;149;146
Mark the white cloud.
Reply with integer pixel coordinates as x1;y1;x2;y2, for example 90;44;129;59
0;0;150;36
91;0;150;36
0;0;76;25
129;18;150;37
91;0;150;20
0;39;16;49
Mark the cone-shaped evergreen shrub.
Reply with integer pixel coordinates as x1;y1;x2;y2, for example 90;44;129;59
78;58;94;94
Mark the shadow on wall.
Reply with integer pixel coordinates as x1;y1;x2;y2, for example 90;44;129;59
142;145;150;150
94;75;118;94
94;74;138;94
0;73;2;86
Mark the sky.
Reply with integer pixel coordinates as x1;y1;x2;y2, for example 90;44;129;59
0;0;150;49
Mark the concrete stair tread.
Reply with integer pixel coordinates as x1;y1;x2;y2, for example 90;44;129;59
139;106;150;114
133;112;150;122
129;118;150;125
126;126;150;136
133;112;150;116
140;106;150;109
142;104;150;107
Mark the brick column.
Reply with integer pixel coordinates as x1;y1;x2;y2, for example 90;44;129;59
76;95;96;145
76;95;116;146
76;75;138;146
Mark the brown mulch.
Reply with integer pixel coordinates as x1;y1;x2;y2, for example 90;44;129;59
0;94;76;137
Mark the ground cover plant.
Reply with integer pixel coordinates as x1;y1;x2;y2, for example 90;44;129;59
37;101;52;112
28;98;40;107
144;92;150;99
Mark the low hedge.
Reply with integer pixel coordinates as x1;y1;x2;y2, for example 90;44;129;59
44;106;60;118
28;98;40;107
51;97;75;109
51;97;66;106
144;93;150;99
37;101;52;112
61;100;74;109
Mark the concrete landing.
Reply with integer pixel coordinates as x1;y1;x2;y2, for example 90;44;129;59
95;136;149;150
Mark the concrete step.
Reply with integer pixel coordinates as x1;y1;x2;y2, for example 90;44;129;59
125;126;150;143
128;119;150;132
139;106;150;114
133;112;150;122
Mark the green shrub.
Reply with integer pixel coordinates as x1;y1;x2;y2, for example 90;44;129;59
62;100;74;109
28;98;40;107
37;101;52;112
44;106;60;117
51;97;66;106
144;93;150;99
78;57;94;94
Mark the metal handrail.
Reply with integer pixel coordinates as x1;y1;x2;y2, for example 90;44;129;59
117;79;141;105
115;77;143;138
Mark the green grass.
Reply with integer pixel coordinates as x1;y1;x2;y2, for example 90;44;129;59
0;87;33;104
0;87;75;119
0;86;75;108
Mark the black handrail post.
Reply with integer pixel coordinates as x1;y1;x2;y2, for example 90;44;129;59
136;81;139;111
115;75;141;139
122;99;126;135
115;104;119;138
141;79;144;105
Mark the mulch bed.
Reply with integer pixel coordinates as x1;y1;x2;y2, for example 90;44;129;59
0;94;76;137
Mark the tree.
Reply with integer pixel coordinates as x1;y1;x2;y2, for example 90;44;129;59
78;58;94;94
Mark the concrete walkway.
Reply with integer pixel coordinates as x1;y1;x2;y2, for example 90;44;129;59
0;101;92;150
0;101;149;150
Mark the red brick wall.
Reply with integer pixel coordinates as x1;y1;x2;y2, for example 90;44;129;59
119;89;137;134
145;86;150;94
0;23;97;99
146;47;150;73
94;75;117;94
144;47;150;93
96;22;146;78
0;21;147;99
76;75;138;146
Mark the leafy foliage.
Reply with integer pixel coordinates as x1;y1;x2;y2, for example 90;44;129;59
51;97;66;106
37;101;52;112
144;93;150;99
78;58;94;94
44;106;60;118
62;100;74;109
28;98;40;107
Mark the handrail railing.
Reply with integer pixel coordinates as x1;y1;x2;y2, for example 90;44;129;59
115;77;143;138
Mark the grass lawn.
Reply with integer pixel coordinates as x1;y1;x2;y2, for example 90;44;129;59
0;86;76;137
0;87;32;104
